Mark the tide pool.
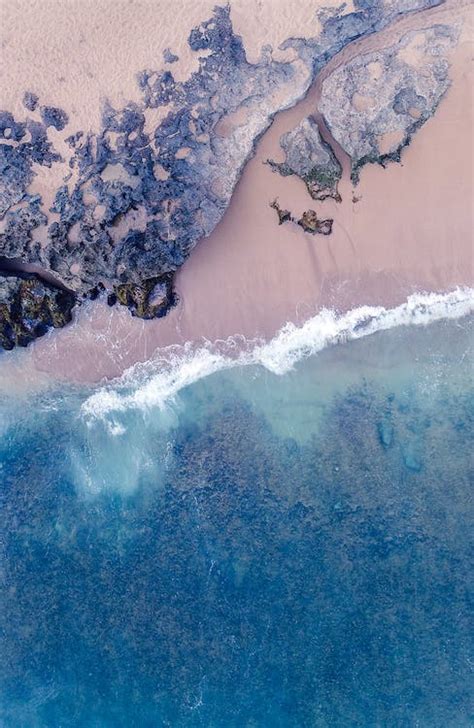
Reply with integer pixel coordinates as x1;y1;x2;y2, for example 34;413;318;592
1;315;473;726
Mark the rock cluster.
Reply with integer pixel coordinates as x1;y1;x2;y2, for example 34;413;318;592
0;274;75;350
113;274;176;319
270;200;333;236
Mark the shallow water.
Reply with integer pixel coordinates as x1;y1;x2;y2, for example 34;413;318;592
1;315;473;726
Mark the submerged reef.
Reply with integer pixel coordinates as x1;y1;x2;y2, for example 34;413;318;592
0;1;446;348
319;24;458;182
2;342;473;723
267;117;342;201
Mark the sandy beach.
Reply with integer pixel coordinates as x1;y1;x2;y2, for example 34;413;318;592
0;0;472;387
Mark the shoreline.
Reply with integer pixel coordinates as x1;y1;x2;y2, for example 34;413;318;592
0;0;472;388
1;286;473;403
79;287;474;421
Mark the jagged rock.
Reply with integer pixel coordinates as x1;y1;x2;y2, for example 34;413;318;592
22;91;38;112
269;200;333;236
0;274;76;350
163;48;179;64
40;105;69;131
297;210;333;236
319;24;458;182
270;199;293;225
114;274;176;319
267;117;342;201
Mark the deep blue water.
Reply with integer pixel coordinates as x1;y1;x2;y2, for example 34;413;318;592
1;317;473;727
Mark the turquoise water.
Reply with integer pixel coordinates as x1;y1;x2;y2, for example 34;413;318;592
0;316;473;726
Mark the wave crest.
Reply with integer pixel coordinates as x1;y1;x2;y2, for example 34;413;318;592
81;288;474;421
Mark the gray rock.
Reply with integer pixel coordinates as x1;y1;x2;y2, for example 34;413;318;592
319;24;458;181
267;117;342;201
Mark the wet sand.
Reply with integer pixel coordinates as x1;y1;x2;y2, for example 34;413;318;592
1;0;473;386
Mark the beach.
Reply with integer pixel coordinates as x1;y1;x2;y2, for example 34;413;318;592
0;0;472;387
1;3;474;724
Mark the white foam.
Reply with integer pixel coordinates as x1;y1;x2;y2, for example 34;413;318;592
81;287;474;421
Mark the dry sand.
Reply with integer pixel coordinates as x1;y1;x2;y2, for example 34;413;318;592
0;0;473;386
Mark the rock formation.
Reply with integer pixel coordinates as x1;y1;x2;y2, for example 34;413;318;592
270;200;333;236
319;24;458;182
0;1;446;348
266;117;342;201
0;274;75;350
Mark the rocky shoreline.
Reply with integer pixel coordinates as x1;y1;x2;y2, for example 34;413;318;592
0;0;448;349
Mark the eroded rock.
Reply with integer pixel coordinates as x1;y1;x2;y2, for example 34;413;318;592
319;24;458;182
0;274;76;350
270;199;292;225
267;117;342;201
297;209;333;236
114;274;176;319
270;200;333;236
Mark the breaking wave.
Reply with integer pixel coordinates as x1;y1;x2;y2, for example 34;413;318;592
81;287;474;422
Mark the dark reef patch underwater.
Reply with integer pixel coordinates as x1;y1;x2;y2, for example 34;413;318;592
1;316;473;727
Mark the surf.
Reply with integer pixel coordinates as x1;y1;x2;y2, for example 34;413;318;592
81;287;474;421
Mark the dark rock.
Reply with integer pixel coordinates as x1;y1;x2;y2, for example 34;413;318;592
163;48;179;64
22;91;39;111
270;199;293;225
0;274;76;349
267;117;342;201
0;111;26;142
88;283;105;300
297;210;333;236
114;273;176;319
270;201;333;236
40;105;69;131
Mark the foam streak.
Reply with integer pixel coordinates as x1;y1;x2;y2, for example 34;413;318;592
81;288;474;421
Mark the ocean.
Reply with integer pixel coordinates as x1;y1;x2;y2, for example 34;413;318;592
0;295;473;727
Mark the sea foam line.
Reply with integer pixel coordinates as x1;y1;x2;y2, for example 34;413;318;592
81;288;474;421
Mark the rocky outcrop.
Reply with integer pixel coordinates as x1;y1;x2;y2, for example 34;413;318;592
114;274;176;320
319;24;458;182
0;274;75;350
0;1;445;348
267;117;342;201
270;199;292;226
297;209;333;236
270;200;333;236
